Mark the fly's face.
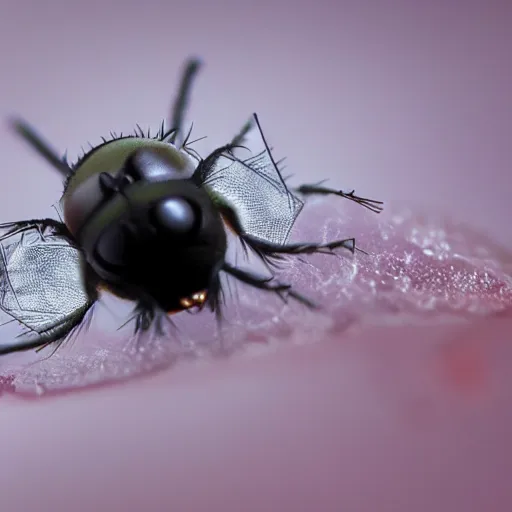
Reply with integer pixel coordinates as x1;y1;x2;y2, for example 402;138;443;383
64;142;227;312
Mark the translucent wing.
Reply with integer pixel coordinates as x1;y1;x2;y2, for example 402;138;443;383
200;115;304;245
0;220;96;354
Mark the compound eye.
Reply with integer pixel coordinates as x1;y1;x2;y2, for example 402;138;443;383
151;197;199;236
94;223;133;270
124;148;180;182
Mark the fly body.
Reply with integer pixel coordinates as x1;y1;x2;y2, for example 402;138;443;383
0;58;384;355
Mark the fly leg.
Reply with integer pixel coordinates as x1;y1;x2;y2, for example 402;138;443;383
216;202;367;274
168;57;202;145
0;218;72;242
295;183;384;214
0;299;96;357
222;262;318;309
240;232;364;256
8;118;72;177
230;116;256;147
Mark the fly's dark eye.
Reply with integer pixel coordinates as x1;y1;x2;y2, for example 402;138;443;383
124;148;179;182
151;197;199;236
95;222;134;270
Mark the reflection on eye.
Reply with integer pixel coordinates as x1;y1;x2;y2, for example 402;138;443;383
0;56;383;369
151;196;199;236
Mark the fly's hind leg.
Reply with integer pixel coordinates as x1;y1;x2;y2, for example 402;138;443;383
295;182;384;214
168;57;203;145
217;202;367;273
9;118;72;178
240;233;366;257
230;117;256;147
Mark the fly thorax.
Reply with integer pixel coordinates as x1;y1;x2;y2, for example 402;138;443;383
62;138;198;238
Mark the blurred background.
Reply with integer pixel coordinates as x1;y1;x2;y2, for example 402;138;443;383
0;0;510;246
0;2;511;511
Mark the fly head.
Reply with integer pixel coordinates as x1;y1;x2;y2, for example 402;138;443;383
66;147;227;312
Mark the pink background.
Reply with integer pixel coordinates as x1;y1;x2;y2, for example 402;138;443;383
0;0;511;511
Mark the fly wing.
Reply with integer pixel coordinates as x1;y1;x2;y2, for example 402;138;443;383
201;116;304;245
0;221;96;354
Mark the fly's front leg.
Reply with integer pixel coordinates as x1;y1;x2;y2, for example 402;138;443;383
222;262;318;309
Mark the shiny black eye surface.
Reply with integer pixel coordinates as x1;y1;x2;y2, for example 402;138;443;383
94;222;133;270
151;197;199;236
124;148;181;182
94;196;201;273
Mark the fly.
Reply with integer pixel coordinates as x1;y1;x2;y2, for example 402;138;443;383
0;57;383;356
